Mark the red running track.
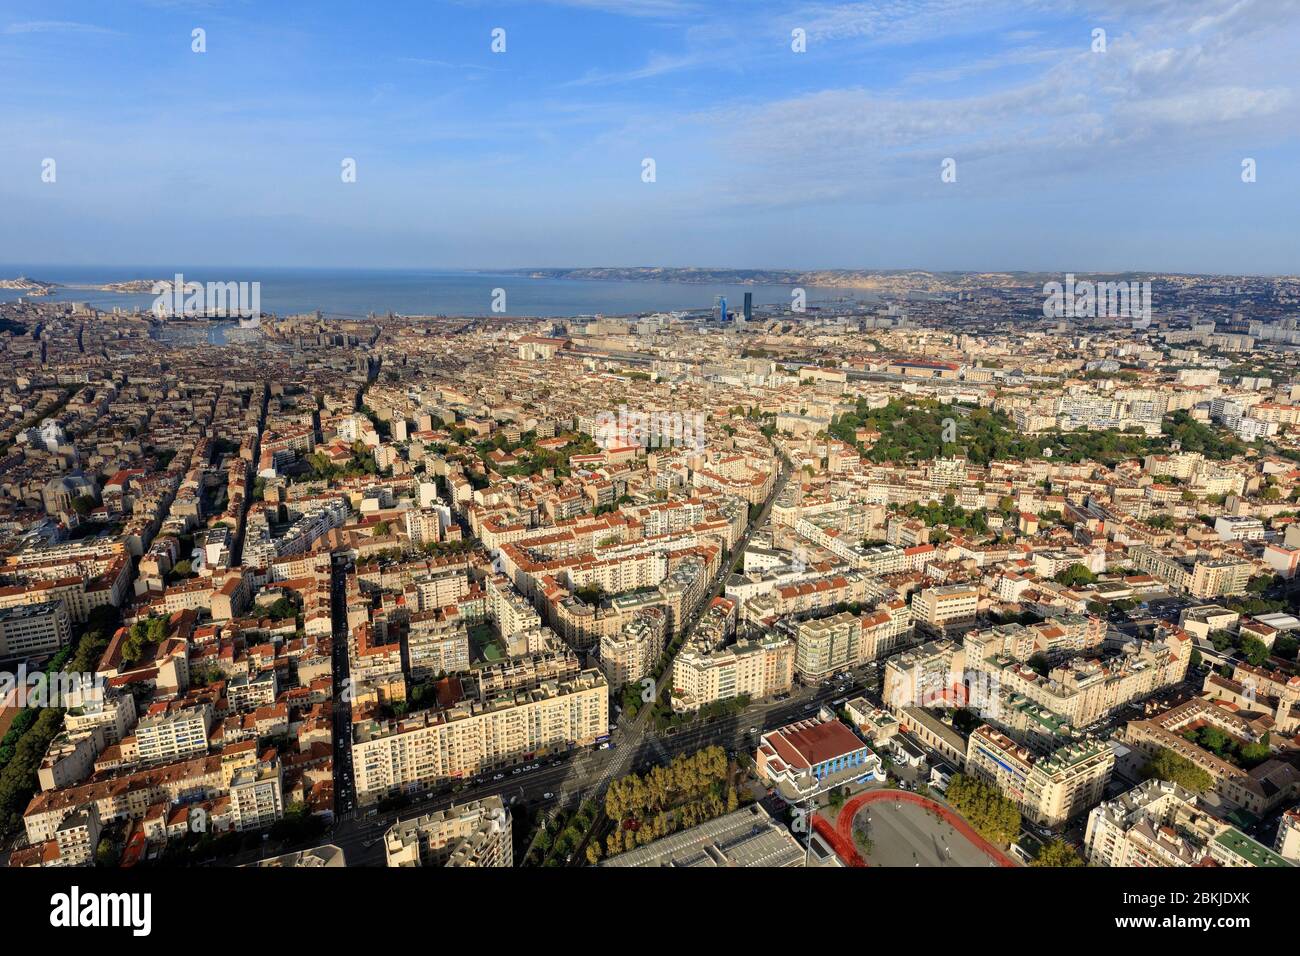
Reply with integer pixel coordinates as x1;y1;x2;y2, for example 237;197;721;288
811;789;1018;867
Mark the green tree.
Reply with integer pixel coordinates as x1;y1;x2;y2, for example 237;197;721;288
1240;635;1270;667
1031;839;1084;867
1143;747;1213;793
945;774;1021;846
1238;740;1272;768
1054;564;1096;588
95;837;118;867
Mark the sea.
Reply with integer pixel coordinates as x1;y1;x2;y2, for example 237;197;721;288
0;266;872;320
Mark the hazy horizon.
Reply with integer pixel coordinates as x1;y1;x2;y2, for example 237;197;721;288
4;262;1299;280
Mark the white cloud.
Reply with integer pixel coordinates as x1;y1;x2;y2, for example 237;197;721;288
563;51;712;87
691;0;1300;207
535;0;698;16
4;20;121;36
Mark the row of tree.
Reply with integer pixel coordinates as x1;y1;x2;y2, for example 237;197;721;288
0;606;120;838
944;773;1022;847
603;745;731;821
603;788;740;858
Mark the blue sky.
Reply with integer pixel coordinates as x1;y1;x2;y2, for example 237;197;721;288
2;0;1298;274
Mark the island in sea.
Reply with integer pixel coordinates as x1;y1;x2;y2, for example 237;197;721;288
0;276;165;296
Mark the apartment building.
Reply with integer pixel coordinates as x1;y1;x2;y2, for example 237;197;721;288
351;669;608;803
1189;558;1253;600
23;751;233;844
0;568;128;624
64;687;137;745
883;640;966;714
1128;546;1252;599
228;760;285;831
791;611;861;682
486;574;541;639
965;725;1114;828
862;596;913;652
1214;516;1265;542
38;730;102;792
670;633;794;713
0;599;72;659
599;607;667;689
1086;779;1290;868
912;584;979;638
967;629;1190;730
1275;807;1300;864
411;568;471;612
742;570;891;624
406;614;471;681
133;703;212;765
963;616;1106;668
384;796;512;867
1121;698;1300;815
50;807;102;867
404;508;443;547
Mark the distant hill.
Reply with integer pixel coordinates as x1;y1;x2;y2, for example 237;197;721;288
0;276;164;296
0;276;57;296
508;266;1197;294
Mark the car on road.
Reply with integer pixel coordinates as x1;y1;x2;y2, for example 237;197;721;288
748;726;758;734
492;773;505;781
598;742;610;750
543;792;554;799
